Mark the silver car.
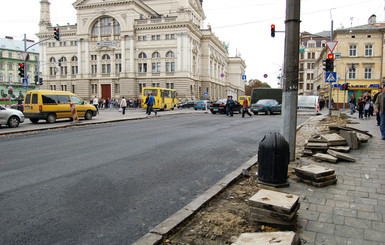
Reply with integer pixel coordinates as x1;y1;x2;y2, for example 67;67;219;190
0;105;25;128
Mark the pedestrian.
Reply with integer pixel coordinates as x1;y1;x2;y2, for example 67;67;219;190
349;94;356;115
106;98;110;109
373;87;383;126
364;92;372;119
147;93;157;115
144;94;150;114
93;96;99;114
228;95;234;117
242;97;252;118
357;95;365;119
319;98;325;111
120;96;127;115
374;84;385;140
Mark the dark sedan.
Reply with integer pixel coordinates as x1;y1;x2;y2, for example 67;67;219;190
177;100;195;108
210;99;242;114
250;99;282;115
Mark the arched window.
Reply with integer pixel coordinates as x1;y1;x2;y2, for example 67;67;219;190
152;52;160;58
91;17;121;39
166;51;175;58
139;52;147;59
50;57;56;63
71;56;78;62
102;54;110;60
60;57;67;62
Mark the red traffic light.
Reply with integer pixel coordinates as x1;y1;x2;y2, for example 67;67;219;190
18;63;24;68
327;53;334;59
271;24;276;38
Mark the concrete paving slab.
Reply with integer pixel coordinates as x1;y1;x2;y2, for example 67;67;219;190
233;231;299;245
249;189;299;214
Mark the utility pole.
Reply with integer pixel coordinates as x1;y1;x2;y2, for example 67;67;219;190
282;0;301;161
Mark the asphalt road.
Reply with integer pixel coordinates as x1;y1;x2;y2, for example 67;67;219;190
0;113;307;244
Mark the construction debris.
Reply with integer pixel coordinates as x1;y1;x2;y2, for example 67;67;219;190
327;149;356;162
320;133;347;146
249;189;300;226
293;165;337;187
233;231;300;245
313;153;338;163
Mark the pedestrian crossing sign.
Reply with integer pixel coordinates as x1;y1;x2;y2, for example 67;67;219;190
325;72;337;83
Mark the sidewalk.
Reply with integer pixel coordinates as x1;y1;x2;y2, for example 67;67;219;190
285;111;385;244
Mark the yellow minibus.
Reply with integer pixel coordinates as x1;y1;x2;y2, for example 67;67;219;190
141;87;177;110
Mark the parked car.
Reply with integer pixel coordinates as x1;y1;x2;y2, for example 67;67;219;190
177;100;195;108
250;99;282;115
194;100;211;110
210;99;242;114
0;105;25;128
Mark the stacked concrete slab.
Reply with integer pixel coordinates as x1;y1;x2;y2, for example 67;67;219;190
248;189;300;226
293;164;337;187
233;231;300;245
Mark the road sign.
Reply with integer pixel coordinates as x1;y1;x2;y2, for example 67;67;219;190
220;73;224;78
242;75;246;80
325;72;337;83
326;41;338;53
335;53;341;58
263;74;268;78
299;48;305;53
21;52;29;62
204;92;208;97
22;78;28;88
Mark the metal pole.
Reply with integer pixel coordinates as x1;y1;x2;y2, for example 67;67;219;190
328;20;333;115
281;0;301;161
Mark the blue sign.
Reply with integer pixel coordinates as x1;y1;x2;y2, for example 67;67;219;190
242;75;246;80
204;92;208;97
325;72;337;83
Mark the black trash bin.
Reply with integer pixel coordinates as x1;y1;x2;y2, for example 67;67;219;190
258;132;290;186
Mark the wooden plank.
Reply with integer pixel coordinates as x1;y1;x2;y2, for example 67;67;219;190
249;189;299;214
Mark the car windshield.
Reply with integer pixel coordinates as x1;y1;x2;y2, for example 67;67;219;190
256;99;273;104
216;99;227;104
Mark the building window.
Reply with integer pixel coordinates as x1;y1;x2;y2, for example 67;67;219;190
348;67;356;79
152;83;160;87
50;85;56;90
152;62;161;72
349;44;357;57
71;66;78;74
115;63;121;73
102;54;110;60
365;44;373;57
166;62;175;72
139;83;147;93
138;63;147;72
115;53;121;60
307;53;310;59
171;34;175;39
152;52;160;58
166;51;175;57
91;17;120;41
91;55;97;61
364;68;372;79
139;52;147;59
61;85;67;91
102;64;111;73
91;65;97;74
0;74;4;82
92;84;98;94
166;83;175;89
72;85;75;93
311;52;315;59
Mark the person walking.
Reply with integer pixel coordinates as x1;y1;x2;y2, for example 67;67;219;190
357;95;365;119
228;95;234;117
374;84;385;140
226;96;231;116
349;94;356;115
147;94;157;115
120;97;127;115
364;92;372;119
144;94;150;114
242;97;252;118
373;87;383;126
93;96;99;114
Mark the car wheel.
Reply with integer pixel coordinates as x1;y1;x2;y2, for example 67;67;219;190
266;110;272;115
194;108;197;110
85;110;93;120
30;118;39;123
8;116;20;128
253;112;258;115
46;113;56;123
211;111;216;114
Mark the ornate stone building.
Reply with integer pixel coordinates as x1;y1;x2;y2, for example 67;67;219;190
37;0;246;101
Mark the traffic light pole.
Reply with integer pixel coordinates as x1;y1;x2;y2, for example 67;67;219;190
282;0;301;161
328;21;334;116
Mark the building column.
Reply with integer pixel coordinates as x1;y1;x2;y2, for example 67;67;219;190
77;39;82;76
121;35;126;73
177;33;182;71
129;35;134;73
85;39;89;75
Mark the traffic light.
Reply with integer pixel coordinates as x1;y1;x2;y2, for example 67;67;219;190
8;88;13;95
271;24;276;37
39;78;43;85
18;63;24;78
54;28;60;41
344;83;350;90
323;54;334;72
34;75;38;85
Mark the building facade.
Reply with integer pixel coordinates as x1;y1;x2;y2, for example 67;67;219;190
0;37;39;100
37;0;246;102
314;15;384;107
298;31;330;96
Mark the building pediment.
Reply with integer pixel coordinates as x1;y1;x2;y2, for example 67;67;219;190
189;0;205;19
